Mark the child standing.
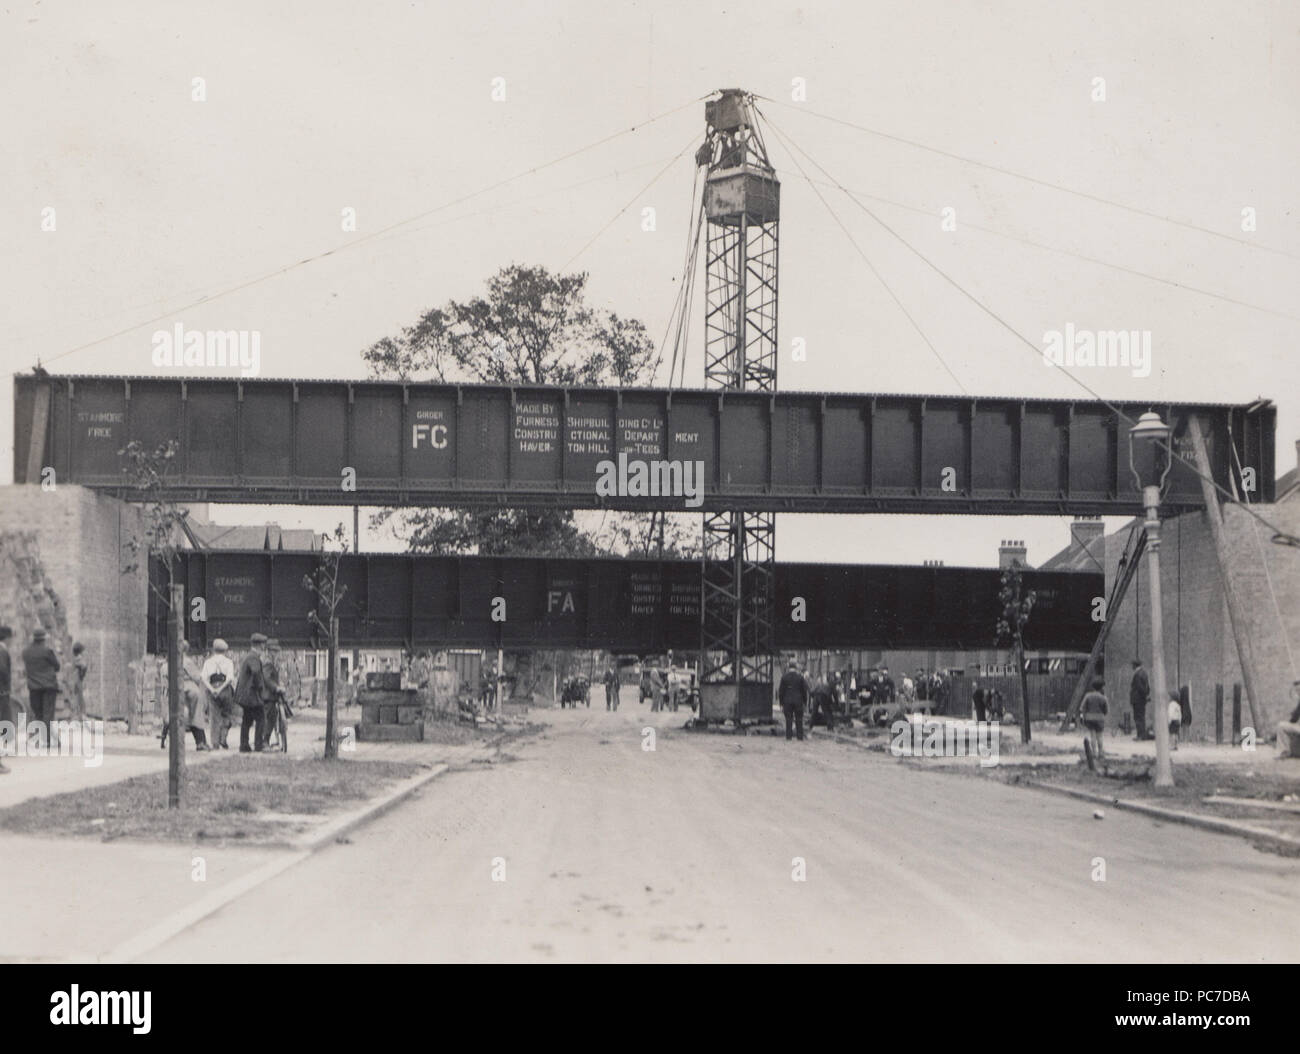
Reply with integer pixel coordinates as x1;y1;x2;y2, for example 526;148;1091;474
1167;692;1182;751
1080;677;1109;761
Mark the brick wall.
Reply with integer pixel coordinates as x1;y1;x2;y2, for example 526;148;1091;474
0;484;147;719
1104;497;1300;739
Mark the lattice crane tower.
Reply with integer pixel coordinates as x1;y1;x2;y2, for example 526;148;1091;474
696;89;780;720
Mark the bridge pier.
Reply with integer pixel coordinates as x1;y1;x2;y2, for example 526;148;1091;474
0;484;148;725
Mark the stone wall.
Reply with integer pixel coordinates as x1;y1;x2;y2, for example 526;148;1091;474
0;485;147;720
1103;497;1300;739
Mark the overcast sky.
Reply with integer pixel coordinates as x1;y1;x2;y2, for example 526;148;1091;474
3;0;1296;566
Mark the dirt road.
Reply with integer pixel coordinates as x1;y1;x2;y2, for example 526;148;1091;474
143;706;1300;962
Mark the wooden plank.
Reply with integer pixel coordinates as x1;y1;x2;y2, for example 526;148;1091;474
24;380;51;484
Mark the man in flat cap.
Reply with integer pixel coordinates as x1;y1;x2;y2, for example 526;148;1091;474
777;658;809;742
22;627;60;748
235;633;269;752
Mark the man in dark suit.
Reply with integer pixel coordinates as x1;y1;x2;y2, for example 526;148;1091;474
777;660;809;741
1129;659;1151;739
236;633;269;752
22;627;60;748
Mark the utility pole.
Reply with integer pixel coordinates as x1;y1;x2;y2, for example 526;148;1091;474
1128;411;1175;787
352;505;360;704
1143;486;1175;787
167;580;184;808
325;615;339;759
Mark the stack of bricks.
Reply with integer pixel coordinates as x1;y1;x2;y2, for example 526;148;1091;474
354;671;424;742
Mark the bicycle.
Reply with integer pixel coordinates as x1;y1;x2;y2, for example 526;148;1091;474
265;691;290;752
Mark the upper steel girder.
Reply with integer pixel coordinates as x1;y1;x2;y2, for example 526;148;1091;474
13;375;1276;511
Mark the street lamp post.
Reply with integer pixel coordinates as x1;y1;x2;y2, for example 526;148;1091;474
1129;412;1175;788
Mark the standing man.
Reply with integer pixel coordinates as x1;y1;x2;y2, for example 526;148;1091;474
1129;659;1151;740
22;627;59;748
181;642;207;740
810;675;836;732
202;639;236;749
262;639;284;749
649;665;664;712
972;680;987;723
879;667;896;704
778;659;809;742
603;665;620;711
236;633;269;753
0;626;12;774
165;641;211;750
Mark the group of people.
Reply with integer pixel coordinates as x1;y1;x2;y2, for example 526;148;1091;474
559;674;591;708
0;625;92;774
1125;657;1190;749
910;670;953;709
640;662;694;712
775;661;845;741
162;633;292;753
1078;658;1191;760
970;682;1008;723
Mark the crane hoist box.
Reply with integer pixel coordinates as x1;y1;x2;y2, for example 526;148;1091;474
705;93;746;133
704;167;781;225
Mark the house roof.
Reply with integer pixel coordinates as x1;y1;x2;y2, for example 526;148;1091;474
1037;526;1109;573
184;521;326;551
1276;464;1299;503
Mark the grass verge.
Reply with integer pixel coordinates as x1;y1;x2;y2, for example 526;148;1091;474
0;754;424;844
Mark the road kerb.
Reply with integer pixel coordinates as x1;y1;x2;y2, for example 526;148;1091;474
1022;779;1300;851
292;762;448;851
98;762;450;963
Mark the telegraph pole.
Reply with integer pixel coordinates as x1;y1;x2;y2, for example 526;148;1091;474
167;580;184;808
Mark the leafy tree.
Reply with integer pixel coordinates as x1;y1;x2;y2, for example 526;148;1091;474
364;264;675;558
363;264;656;386
996;562;1037;744
304;524;350;759
119;439;188;603
118;439;189;798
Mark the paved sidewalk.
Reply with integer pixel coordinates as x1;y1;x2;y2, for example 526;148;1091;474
0;704;454;808
0;706;511;962
0;731;222;810
1028;727;1266;765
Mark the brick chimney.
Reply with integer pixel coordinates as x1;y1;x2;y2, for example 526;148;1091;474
1071;517;1105;562
998;539;1028;569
